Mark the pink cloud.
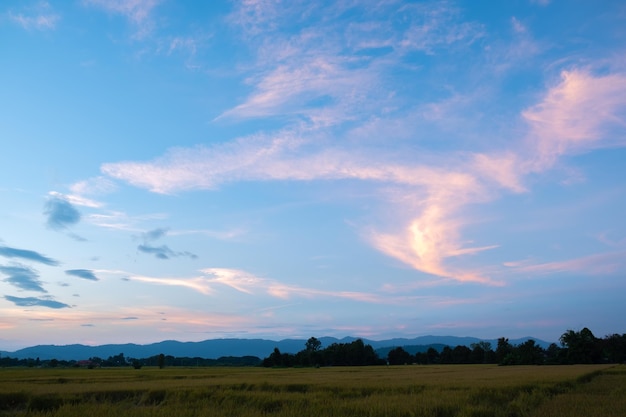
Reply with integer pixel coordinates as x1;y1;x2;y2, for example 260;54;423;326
130;274;215;295
505;250;626;276
523;69;626;171
201;267;398;304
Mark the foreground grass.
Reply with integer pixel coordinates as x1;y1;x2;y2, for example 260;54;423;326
0;364;622;416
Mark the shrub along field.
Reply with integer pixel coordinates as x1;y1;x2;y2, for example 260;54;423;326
0;364;624;416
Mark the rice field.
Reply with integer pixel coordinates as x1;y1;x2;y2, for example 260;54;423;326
0;364;623;416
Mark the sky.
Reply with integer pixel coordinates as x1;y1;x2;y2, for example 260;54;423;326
1;0;625;351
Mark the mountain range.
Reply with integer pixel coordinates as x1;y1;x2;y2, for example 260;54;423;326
0;336;552;361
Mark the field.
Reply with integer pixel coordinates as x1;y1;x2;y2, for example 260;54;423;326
0;364;624;417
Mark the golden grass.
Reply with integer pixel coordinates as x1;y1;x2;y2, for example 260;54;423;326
0;364;621;417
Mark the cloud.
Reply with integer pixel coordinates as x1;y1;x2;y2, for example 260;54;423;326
44;195;81;230
129;274;214;295
9;12;60;30
504;250;626;276
83;0;161;38
102;137;510;284
141;227;168;242
0;245;59;266
126;267;399;303
4;295;70;309
137;244;197;260
201;268;403;304
511;17;527;34
0;265;46;292
523;69;626;172
221;1;483;124
65;269;99;281
96;0;626;286
101;65;626;285
135;227;197;260
7;2;60;31
69;177;116;197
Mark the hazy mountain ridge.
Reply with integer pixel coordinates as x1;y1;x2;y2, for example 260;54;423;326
0;336;551;361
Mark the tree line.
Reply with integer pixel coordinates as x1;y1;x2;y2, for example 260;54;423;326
262;338;385;367
262;328;626;367
0;352;261;368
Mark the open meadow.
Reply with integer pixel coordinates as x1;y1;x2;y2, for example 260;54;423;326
0;364;624;417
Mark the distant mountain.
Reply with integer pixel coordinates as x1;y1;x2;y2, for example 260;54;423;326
1;336;552;361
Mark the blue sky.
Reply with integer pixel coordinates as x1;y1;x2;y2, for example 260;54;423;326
1;0;625;350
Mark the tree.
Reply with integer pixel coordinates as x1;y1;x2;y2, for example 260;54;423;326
560;328;601;364
440;346;454;364
517;340;544;365
263;348;284;367
387;347;412;365
544;343;565;364
158;353;165;369
305;337;321;352
451;345;471;364
426;347;440;364
496;337;513;365
602;333;626;363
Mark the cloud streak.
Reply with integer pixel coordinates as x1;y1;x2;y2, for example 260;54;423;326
0;265;46;292
135;227;197;260
505;250;626;277
137;244;197;260
4;295;70;309
0;245;59;266
65;269;99;281
126;267;403;304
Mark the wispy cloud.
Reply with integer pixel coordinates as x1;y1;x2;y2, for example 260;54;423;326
141;227;169;241
69;176;116;197
44;195;81;230
7;2;60;31
136;227;197;260
129;274;214;295
504;250;626;276
222;1;483;125
124;267;401;304
97;1;626;287
0;245;59;266
4;295;70;309
523;69;626;172
65;269;99;281
0;265;46;292
201;268;407;304
137;244;197;260
83;0;161;38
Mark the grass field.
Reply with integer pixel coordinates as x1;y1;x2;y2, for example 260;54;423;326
0;364;624;416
